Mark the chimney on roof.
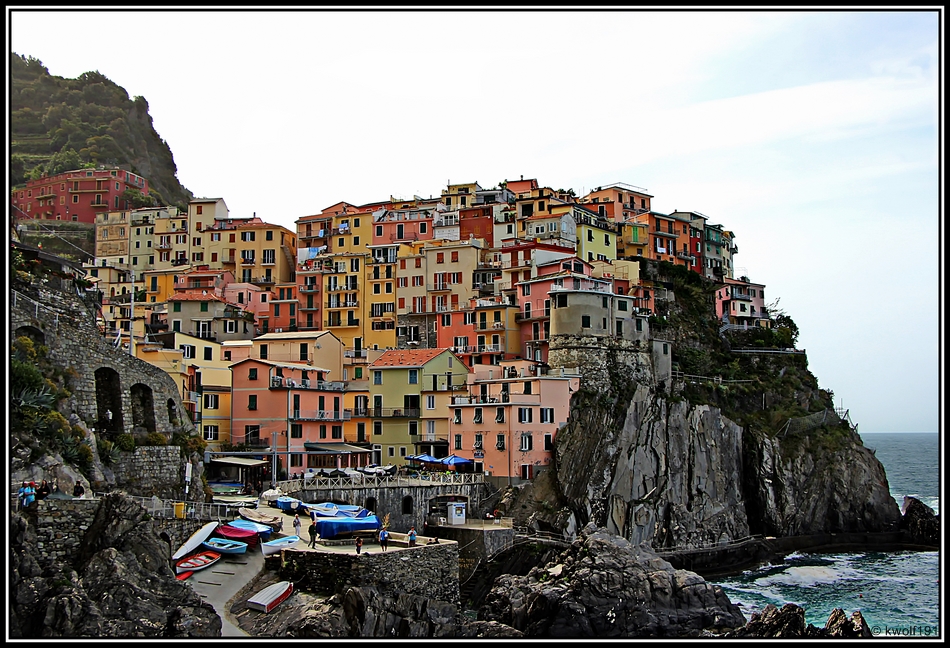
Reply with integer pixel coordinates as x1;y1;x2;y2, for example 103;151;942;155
520;175;523;181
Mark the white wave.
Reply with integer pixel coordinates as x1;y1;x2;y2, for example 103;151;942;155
756;565;846;587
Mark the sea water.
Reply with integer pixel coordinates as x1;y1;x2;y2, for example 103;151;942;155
713;432;941;636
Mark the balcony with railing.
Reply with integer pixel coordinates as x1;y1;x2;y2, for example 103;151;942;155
344;348;369;361
474;320;507;331
549;281;612;294
369;407;422;418
326;300;360;309
299;283;320;293
325;319;360;328
452;392;541;405
269;376;346;391
501;257;531;269
427;283;452;292
515;311;549;323
290;409;352;422
241;257;256;265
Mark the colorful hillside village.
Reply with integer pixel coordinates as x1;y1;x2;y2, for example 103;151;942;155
34;174;773;486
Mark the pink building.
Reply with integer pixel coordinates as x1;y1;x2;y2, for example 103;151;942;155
447;360;579;483
230;358;371;479
715;276;769;327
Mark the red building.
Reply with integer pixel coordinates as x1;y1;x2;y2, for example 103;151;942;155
11;167;149;224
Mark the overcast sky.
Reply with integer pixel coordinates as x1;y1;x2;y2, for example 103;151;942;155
8;8;942;434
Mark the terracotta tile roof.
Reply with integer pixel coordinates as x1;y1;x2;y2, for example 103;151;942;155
370;348;447;368
167;292;228;302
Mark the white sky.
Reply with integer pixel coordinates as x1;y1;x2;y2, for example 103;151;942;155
8;8;943;434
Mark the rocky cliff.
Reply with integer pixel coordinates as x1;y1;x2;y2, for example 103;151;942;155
528;260;903;554
537;359;901;552
9;494;220;638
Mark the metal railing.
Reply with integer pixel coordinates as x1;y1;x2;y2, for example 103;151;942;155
299;472;485;489
291;409;352;421
92;492;240;521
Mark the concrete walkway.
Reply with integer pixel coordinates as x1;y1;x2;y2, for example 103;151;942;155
186;548;264;636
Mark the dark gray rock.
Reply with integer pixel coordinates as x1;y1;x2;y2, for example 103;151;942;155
478;524;746;637
9;493;221;638
726;603;872;638
899;496;939;546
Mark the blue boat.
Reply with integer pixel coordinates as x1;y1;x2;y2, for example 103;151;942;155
201;537;248;554
275;496;303;513
227;518;273;540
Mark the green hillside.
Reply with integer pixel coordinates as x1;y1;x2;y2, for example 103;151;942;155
10;53;194;211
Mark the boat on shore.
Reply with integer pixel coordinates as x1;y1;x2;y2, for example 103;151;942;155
172;521;219;561
215;524;260;546
227;518;273;540
239;507;284;532
247;580;293;613
175;550;221;574
261;535;300;556
202;537;248;554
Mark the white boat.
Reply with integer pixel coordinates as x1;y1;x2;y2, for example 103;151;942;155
172;521;219;561
247;580;293;613
261;535;300;556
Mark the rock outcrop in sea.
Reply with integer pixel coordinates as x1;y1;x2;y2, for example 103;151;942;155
478;524;746;637
725;602;873;638
899;496;940;546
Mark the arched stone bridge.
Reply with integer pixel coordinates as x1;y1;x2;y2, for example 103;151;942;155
12;282;193;439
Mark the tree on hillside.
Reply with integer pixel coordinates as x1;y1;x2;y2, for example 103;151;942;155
122;188;155;209
766;298;800;347
45;149;85;176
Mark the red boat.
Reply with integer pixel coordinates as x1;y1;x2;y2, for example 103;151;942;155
215;524;260;546
175;550;221;574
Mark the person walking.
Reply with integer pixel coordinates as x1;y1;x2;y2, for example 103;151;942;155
308;521;318;548
378;527;389;552
408;526;417;547
17;481;29;510
355;536;363;555
293;513;302;538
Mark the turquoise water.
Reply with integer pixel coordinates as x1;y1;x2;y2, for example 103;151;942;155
713;432;941;634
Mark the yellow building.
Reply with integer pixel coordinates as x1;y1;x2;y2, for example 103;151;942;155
441;181;482;210
574;204;617;264
367;348;469;466
617;220;650;260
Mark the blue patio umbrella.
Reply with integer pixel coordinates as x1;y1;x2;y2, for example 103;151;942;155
412;453;439;463
441;454;473;466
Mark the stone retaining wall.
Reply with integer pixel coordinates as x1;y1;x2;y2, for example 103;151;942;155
297;482;489;532
27;497;204;568
277;542;459;605
110;446;192;499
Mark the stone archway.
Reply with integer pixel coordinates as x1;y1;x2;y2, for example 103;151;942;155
130;383;157;434
364;496;377;513
94;367;124;435
14;325;45;348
